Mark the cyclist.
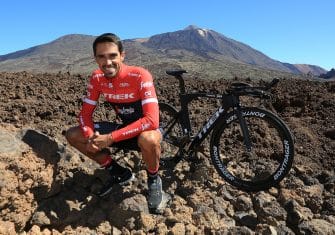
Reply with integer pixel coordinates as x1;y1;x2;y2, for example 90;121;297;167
65;33;169;211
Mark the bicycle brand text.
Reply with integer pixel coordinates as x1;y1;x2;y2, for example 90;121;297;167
197;107;225;139
212;146;235;181
273;140;290;180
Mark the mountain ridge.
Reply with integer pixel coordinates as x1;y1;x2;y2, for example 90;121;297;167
143;27;295;72
0;25;327;77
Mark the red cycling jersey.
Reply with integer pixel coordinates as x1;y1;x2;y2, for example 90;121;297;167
78;63;159;142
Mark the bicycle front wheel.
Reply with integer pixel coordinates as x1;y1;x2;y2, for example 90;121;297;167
210;107;294;191
159;102;184;160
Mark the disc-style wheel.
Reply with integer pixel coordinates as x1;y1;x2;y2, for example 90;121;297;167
210;107;294;191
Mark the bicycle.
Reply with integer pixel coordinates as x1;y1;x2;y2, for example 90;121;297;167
159;69;294;191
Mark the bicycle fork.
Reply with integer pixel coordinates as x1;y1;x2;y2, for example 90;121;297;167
235;106;253;152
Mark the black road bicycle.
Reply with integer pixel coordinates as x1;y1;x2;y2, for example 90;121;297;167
159;69;294;191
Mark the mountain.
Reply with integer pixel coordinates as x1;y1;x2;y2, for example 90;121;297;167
143;26;293;72
0;26;327;78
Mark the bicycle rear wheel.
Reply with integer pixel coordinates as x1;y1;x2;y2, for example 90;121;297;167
210;107;294;191
159;102;184;160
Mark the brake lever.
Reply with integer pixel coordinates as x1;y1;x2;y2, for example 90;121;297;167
265;78;279;90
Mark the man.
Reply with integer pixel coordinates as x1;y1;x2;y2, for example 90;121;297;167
66;33;168;212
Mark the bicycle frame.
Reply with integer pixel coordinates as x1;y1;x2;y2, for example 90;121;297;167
171;90;248;154
163;71;273;156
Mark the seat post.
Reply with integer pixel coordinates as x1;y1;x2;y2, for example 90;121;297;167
176;75;186;94
166;70;187;93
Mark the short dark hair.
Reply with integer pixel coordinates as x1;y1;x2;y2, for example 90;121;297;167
93;33;124;56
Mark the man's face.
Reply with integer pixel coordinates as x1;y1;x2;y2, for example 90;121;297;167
95;42;125;78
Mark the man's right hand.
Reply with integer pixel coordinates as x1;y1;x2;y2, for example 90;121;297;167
86;136;100;153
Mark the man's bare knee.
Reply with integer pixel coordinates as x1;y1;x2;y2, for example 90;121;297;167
65;127;81;144
138;131;161;151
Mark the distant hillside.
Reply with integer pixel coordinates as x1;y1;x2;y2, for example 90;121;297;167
291;64;328;75
319;68;335;79
0;34;96;73
0;26;327;78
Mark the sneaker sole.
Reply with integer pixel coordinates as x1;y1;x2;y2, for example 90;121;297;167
119;173;135;186
99;173;135;197
149;192;171;214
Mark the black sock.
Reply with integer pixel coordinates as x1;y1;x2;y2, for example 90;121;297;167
147;169;158;179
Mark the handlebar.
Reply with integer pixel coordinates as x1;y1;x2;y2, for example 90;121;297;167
227;78;279;98
265;78;279;90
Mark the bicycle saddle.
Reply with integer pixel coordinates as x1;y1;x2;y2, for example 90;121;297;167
230;82;252;90
166;70;187;76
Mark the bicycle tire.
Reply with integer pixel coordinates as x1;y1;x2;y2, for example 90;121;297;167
159;102;184;160
210;107;294;191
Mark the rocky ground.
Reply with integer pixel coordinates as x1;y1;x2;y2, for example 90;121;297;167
0;71;334;234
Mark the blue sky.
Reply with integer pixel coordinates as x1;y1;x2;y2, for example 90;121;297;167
1;0;334;70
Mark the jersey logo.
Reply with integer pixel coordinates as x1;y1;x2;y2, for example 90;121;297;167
119;82;130;87
116;107;135;115
140;81;153;90
142;123;151;131
122;127;139;136
128;72;141;77
144;91;152;97
104;93;135;100
92;73;104;79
